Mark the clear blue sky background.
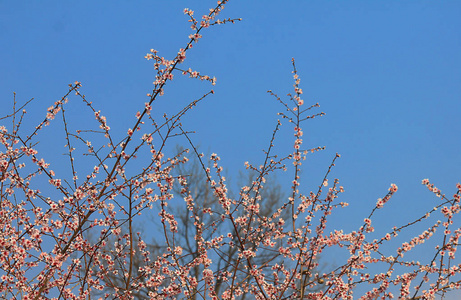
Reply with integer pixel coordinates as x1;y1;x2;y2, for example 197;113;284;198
1;1;460;298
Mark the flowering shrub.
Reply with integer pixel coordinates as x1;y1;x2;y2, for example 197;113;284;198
1;1;460;299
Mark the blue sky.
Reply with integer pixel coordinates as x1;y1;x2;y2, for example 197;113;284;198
1;1;461;298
